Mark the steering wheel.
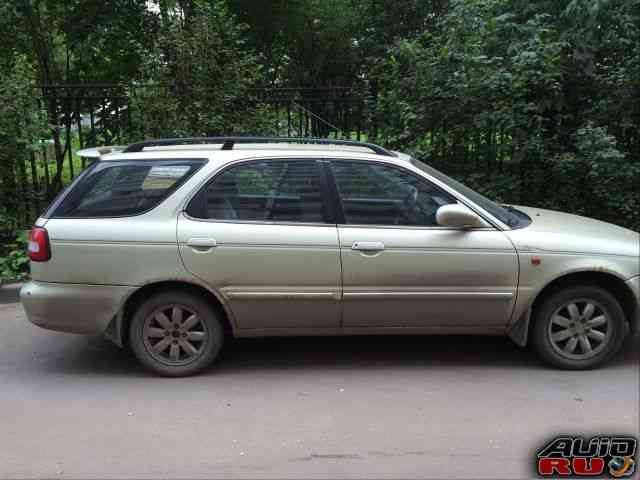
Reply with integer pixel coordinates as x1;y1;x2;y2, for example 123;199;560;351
396;186;439;225
394;186;419;224
403;186;418;211
222;198;238;220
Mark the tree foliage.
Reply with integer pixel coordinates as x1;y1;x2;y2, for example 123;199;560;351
375;0;640;229
0;0;639;276
130;0;271;138
0;52;46;279
0;54;47;241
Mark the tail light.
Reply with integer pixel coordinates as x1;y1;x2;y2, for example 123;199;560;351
28;227;51;262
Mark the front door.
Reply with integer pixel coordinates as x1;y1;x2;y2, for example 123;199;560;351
178;158;341;332
329;159;518;328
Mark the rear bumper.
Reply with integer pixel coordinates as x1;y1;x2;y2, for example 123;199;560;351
20;281;134;335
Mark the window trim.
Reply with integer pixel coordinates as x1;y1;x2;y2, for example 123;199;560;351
320;160;345;224
184;157;337;226
327;158;492;230
47;158;207;220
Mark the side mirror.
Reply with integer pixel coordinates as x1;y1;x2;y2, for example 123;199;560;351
436;204;485;229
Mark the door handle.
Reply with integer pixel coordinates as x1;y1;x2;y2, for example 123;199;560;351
187;237;217;249
352;241;385;251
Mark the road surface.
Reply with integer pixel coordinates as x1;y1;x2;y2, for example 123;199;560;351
0;283;637;478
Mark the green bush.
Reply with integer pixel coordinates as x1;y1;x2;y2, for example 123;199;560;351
0;230;29;282
373;0;640;232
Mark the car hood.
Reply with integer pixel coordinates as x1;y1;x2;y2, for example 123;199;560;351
506;206;640;258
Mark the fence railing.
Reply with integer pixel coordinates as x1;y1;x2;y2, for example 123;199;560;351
6;84;373;228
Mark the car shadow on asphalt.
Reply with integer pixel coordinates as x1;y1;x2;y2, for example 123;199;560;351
215;333;639;374
38;330;639;378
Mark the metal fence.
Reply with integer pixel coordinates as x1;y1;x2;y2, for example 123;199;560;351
6;84;374;227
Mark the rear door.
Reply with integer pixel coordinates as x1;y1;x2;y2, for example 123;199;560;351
178;158;342;332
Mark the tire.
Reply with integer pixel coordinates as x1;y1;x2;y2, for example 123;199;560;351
531;285;627;370
129;290;224;377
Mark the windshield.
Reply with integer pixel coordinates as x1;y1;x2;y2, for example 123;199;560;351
410;158;528;228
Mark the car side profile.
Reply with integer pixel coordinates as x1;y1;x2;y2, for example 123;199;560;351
20;137;640;376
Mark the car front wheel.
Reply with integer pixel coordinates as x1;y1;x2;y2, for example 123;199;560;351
129;290;224;377
531;285;627;370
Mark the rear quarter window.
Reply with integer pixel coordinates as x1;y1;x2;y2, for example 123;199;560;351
51;159;204;218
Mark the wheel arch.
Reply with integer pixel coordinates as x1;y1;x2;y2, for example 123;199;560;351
105;280;236;348
507;270;637;347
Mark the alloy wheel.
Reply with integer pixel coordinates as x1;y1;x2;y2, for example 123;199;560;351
547;298;612;360
142;304;209;366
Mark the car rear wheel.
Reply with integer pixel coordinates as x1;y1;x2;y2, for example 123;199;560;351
531;285;627;369
129;290;224;377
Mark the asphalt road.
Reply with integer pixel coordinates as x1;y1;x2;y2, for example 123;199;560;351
0;283;638;479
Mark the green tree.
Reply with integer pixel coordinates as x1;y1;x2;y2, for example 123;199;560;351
64;0;159;83
131;0;270;138
374;0;640;229
229;0;362;87
0;53;47;273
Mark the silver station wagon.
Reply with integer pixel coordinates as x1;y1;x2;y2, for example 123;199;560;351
20;137;639;376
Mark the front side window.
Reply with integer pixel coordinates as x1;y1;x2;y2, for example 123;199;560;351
331;160;456;226
52;160;203;218
188;159;328;223
410;158;530;228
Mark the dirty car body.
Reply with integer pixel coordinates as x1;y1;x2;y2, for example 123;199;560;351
20;137;640;376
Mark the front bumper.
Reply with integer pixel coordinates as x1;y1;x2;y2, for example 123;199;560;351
20;281;134;335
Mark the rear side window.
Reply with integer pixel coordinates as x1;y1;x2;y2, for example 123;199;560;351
187;159;329;223
52;160;204;218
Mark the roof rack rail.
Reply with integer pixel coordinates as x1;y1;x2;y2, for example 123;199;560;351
122;136;395;157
